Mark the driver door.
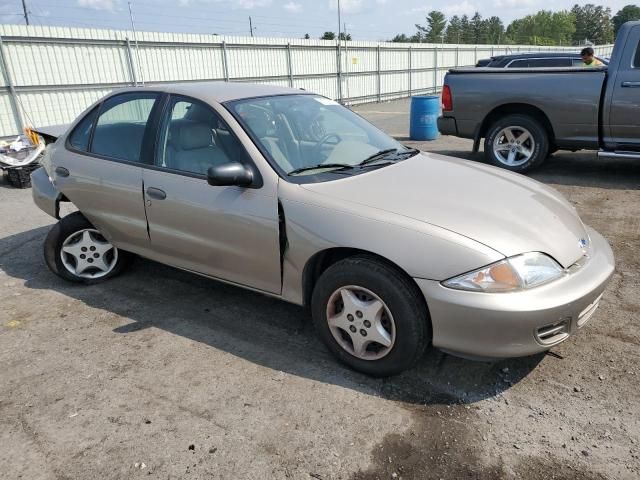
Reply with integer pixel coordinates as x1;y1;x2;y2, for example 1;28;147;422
142;96;282;294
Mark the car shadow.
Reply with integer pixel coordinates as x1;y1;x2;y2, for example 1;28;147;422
1;226;545;406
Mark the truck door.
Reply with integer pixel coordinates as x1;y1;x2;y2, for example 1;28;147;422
606;26;640;150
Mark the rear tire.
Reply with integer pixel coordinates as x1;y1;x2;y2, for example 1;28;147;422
484;114;549;173
44;212;132;284
311;256;430;377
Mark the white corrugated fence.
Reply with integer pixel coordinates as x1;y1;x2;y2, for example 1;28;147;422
0;24;615;137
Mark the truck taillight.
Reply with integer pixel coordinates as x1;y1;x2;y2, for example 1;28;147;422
442;85;453;112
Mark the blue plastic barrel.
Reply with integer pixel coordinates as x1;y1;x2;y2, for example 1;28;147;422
409;95;440;141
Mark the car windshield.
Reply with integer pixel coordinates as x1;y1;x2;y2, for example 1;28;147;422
229;94;414;177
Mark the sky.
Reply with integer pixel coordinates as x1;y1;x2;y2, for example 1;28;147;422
0;0;631;40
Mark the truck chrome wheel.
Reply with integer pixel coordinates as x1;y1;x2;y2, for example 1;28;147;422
326;285;396;360
493;126;535;167
60;228;118;279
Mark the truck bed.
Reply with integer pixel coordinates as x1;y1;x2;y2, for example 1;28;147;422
441;67;607;150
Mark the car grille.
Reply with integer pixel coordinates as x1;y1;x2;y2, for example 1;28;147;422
536;318;570;345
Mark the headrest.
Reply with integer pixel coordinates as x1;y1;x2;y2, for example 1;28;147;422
243;111;273;138
178;122;212;150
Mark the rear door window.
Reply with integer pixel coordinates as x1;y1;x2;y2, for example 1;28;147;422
90;93;159;163
532;58;571;67
507;59;529;68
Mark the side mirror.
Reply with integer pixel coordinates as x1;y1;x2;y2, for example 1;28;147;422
207;162;253;187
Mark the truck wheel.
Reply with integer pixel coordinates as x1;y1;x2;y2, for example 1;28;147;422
44;212;132;284
311;256;430;377
485;115;549;172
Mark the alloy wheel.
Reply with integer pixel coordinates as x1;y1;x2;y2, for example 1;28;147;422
493;126;536;167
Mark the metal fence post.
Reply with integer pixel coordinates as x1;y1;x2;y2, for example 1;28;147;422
408;46;412;97
125;37;138;86
376;44;381;103
0;35;24;132
455;46;459;67
433;46;438;93
286;43;293;87
336;42;342;103
474;45;478;65
222;41;229;81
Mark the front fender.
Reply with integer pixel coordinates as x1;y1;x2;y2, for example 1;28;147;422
278;187;504;305
31;166;62;219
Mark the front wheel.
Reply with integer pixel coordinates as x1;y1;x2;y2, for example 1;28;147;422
311;256;430;377
44;212;132;284
484;114;549;173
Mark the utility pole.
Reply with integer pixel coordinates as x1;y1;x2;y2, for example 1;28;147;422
249;16;254;37
128;1;144;85
21;0;30;25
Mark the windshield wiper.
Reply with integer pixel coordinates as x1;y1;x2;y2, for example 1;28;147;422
288;163;354;176
358;148;399;166
358;147;419;166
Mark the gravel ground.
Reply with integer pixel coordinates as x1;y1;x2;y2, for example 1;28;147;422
0;99;639;479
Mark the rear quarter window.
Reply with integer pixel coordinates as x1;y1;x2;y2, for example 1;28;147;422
68;107;98;151
634;40;640;68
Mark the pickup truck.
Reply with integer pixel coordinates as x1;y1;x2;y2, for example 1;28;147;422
438;21;640;172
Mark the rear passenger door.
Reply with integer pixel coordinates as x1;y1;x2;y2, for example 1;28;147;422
142;95;282;294
53;92;160;253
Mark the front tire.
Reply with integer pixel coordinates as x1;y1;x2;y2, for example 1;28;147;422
484;114;549;172
44;212;132;284
311;256;430;377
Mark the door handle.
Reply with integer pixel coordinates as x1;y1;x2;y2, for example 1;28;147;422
55;166;69;177
621;81;640;88
146;187;166;200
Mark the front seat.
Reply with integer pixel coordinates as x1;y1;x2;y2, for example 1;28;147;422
167;121;230;175
243;112;293;172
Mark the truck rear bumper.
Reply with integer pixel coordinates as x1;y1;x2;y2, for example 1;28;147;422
437;116;457;136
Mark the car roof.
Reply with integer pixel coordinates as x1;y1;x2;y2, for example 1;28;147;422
112;81;310;104
491;52;583;61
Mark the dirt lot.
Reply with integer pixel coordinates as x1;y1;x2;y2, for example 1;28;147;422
1;99;639;479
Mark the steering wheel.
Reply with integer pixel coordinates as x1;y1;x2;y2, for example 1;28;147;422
312;133;342;159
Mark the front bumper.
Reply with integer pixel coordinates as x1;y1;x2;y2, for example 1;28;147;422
416;226;615;359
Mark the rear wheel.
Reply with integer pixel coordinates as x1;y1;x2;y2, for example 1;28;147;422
485;114;549;172
311;256;430;377
44;212;132;284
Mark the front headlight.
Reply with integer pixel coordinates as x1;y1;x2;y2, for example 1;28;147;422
442;252;564;292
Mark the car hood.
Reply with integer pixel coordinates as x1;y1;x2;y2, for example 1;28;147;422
300;153;588;268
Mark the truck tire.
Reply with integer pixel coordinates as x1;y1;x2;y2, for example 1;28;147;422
484;115;549;173
311;255;430;377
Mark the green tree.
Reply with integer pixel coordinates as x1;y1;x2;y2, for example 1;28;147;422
444;15;463;43
416;10;447;42
320;31;336;40
613;5;640;36
460;15;473;43
484;16;505;44
391;33;410;43
572;4;614;44
470;12;487;43
507;10;575;45
338;32;352;41
304;33;310;39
